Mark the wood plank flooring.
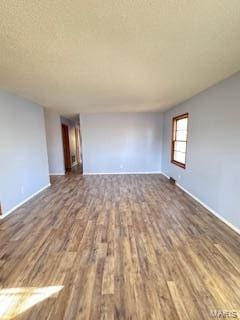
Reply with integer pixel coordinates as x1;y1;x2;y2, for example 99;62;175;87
0;173;239;319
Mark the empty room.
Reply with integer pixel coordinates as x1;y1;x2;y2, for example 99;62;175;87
0;1;239;319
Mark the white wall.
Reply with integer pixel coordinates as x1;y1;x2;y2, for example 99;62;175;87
0;91;50;215
80;112;163;174
162;72;240;230
44;109;65;175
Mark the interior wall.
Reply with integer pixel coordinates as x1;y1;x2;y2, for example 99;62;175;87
80;112;163;174
162;72;240;230
0;91;50;215
44;109;65;175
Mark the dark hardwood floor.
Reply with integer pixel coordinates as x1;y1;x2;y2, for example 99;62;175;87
0;173;239;319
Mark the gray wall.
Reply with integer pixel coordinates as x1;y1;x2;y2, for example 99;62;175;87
0;91;50;214
162;72;240;229
44;109;65;175
81;112;163;174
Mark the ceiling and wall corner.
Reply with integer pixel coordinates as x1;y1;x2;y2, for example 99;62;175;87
0;1;240;116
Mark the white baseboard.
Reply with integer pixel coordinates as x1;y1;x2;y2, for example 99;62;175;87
1;183;51;219
161;172;170;179
163;176;240;236
176;182;240;235
83;171;162;176
49;173;65;176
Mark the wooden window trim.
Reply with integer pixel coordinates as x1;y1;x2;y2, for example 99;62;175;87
171;113;189;169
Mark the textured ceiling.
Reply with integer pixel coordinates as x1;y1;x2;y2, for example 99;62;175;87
0;1;240;115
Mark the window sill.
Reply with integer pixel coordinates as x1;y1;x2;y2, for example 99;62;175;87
171;160;186;169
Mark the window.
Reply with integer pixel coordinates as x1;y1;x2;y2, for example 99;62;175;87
171;113;188;169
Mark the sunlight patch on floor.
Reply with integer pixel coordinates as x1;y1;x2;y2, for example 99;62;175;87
0;286;63;319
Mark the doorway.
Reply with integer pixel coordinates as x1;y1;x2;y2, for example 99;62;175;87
74;125;83;174
62;124;71;172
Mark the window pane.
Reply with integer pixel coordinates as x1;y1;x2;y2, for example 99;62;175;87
171;114;188;168
176;130;187;141
174;141;186;153
174;151;186;164
176;118;188;131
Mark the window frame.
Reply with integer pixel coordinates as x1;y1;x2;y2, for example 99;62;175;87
171;113;189;169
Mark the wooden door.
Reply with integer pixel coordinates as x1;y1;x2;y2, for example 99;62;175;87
62;124;71;171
